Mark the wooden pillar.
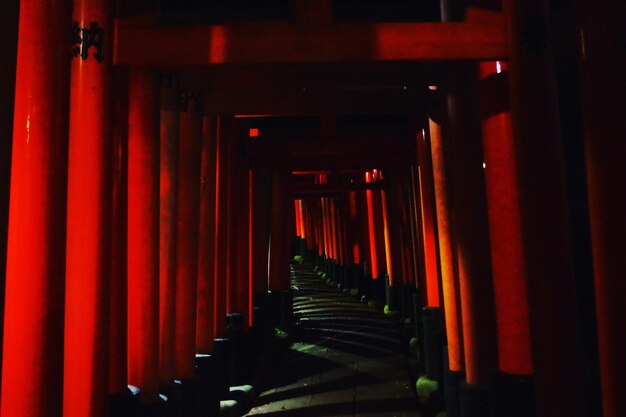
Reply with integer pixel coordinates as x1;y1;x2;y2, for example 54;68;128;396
1;0;71;415
447;63;497;388
233;159;251;323
429;97;464;374
478;61;532;376
268;170;291;292
578;1;626;416
197;115;217;353
159;76;179;386
365;172;380;279
417;127;441;307
214;116;232;337
503;1;586;415
109;68;129;396
127;68;160;404
250;169;272;298
175;94;202;381
64;0;115;414
381;186;396;286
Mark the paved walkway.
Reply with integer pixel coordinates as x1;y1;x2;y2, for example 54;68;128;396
245;263;421;417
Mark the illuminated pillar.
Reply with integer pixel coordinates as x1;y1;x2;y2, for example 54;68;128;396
127;67;160;404
64;0;115;414
503;1;586;415
447;64;497;391
197;115;217;353
109;68;129;398
578;1;626;416
175;93;202;381
429;98;464;375
417;128;441;307
159;76;179;386
1;0;71;415
478;61;533;377
365;172;380;280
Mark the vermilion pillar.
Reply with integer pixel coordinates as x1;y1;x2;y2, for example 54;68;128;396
232;151;250;322
64;0;114;414
1;0;71;415
417;128;441;307
365;172;380;279
381;187;396;286
268;170;291;292
447;64;497;387
214;116;232;337
159;77;179;385
578;1;625;416
250;169;272;298
175;94;202;380
478;61;532;376
503;1;586;415
110;68;129;396
127;68;160;403
197;115;217;352
429;103;464;373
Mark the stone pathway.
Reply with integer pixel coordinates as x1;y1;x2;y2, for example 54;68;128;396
245;263;421;417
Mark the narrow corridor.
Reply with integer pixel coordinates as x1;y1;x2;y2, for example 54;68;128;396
246;262;420;417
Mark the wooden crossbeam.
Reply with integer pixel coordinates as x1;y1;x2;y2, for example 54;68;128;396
114;20;508;67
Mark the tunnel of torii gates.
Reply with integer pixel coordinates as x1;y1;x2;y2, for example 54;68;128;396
0;0;624;416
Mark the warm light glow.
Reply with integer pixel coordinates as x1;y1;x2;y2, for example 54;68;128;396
428;85;438;91
496;61;502;74
249;128;259;138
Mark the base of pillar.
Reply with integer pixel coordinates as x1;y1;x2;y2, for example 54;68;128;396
371;277;385;305
213;338;233;400
493;373;536;417
459;381;493;417
195;354;220;417
422;307;443;382
176;378;200;417
109;385;140;417
442;347;463;417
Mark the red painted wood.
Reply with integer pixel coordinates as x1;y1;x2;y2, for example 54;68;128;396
175;96;202;380
417;128;441;307
109;68;129;395
114;21;508;66
213;117;231;337
1;0;71;415
578;1;626;415
197;115;217;353
365;173;379;279
447;64;497;386
233;161;250;324
381;187;395;285
478;61;532;375
429;112;464;373
268;171;291;292
127;68;160;403
225;130;236;313
64;0;115;414
159;77;179;384
250;169;272;297
504;1;586;414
